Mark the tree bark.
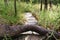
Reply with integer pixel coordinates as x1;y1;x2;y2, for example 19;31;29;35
40;0;42;11
14;0;17;17
0;24;60;39
44;0;48;10
49;0;52;9
4;0;8;6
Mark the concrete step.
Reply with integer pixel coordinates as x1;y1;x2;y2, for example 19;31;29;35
24;12;38;25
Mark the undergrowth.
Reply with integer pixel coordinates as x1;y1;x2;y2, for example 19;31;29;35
0;0;60;40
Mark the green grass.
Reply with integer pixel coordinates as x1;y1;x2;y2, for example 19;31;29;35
0;0;60;40
0;0;60;30
38;10;60;30
0;0;40;25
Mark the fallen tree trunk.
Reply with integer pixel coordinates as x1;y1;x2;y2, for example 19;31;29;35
0;24;60;39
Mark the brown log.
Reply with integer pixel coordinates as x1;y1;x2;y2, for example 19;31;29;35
0;24;60;39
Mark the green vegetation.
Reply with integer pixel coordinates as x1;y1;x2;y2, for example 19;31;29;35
0;0;60;40
0;0;60;30
0;0;40;25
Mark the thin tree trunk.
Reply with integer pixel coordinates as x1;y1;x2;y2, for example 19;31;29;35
49;0;52;9
14;0;17;17
44;0;48;10
40;0;42;11
4;0;8;6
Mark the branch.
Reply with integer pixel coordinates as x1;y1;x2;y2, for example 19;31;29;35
0;24;60;39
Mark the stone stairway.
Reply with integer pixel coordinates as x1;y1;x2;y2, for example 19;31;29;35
22;12;38;34
24;12;38;25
